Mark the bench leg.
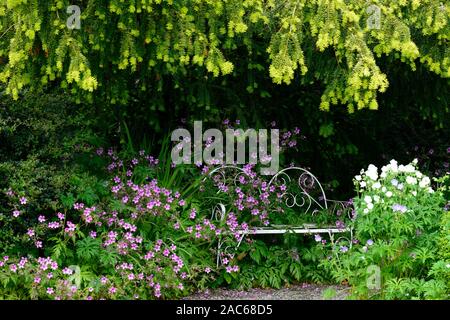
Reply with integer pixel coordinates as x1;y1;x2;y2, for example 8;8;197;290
216;238;223;268
216;233;248;267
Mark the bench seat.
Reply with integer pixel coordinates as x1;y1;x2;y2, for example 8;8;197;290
232;225;351;235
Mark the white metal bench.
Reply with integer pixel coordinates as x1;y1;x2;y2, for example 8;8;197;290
205;166;354;267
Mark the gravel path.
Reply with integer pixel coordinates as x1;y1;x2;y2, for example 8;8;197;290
184;284;349;300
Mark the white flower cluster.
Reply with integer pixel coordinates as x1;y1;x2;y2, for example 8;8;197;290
354;159;434;214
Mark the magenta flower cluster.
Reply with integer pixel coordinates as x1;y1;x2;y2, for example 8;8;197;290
1;126;307;299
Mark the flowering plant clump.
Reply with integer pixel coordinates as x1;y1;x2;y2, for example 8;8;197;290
0;239;186;300
320;160;449;299
0;148;203;299
170;122;305;263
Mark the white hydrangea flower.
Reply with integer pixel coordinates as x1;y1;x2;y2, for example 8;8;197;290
428;187;434;193
411;191;417;196
419;177;430;188
366;164;378;181
364;195;372;203
372;182;381;189
373;195;380;203
399;164;415;173
389;159;398;172
381;160;398;174
367;202;374;210
382;186;387;192
406;176;417;185
385;191;393;198
363;208;369;214
355;175;362;181
415;171;423;178
360;181;366;188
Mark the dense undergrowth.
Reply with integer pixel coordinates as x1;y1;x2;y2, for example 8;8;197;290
0;94;448;300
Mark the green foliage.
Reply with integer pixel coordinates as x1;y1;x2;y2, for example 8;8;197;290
320;160;449;300
322;287;337;299
0;92;106;253
0;0;449;112
220;233;333;290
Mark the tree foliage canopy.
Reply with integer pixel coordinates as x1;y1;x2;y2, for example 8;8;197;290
0;0;449;111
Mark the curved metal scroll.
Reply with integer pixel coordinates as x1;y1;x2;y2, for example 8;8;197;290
268;167;328;215
211;203;226;222
326;199;355;222
205;165;254;189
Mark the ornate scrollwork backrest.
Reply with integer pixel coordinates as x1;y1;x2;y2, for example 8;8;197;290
205;165;354;225
267;167;328;215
